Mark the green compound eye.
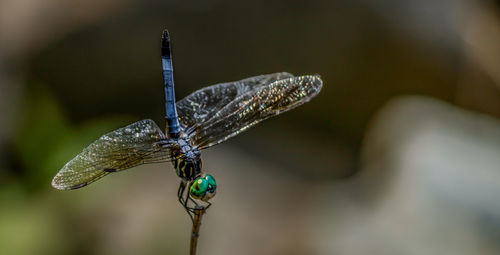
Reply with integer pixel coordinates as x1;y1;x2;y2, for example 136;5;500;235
189;174;217;201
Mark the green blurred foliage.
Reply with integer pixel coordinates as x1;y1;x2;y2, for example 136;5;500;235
0;183;66;255
12;85;132;191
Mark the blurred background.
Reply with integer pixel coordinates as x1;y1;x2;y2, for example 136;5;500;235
1;0;500;254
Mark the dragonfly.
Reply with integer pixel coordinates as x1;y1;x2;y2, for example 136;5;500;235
51;30;323;220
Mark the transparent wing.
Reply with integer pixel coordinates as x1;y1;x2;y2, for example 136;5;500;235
52;119;172;190
176;72;294;128
190;75;323;149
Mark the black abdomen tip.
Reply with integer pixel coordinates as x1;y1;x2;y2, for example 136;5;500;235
162;30;170;46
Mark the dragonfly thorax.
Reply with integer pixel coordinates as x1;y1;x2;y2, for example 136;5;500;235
170;134;202;180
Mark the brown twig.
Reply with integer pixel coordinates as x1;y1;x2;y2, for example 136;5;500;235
190;206;206;255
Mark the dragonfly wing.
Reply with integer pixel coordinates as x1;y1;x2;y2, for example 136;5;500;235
52;119;172;190
176;72;294;128
190;75;322;149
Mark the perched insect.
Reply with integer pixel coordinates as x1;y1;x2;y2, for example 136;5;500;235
51;30;322;219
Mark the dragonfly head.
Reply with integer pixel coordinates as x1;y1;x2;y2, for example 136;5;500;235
189;174;217;201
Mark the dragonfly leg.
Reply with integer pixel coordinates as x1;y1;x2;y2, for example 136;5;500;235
177;180;212;223
204;201;212;210
185;183;202;210
187;192;200;207
177;181;194;221
177;181;185;202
